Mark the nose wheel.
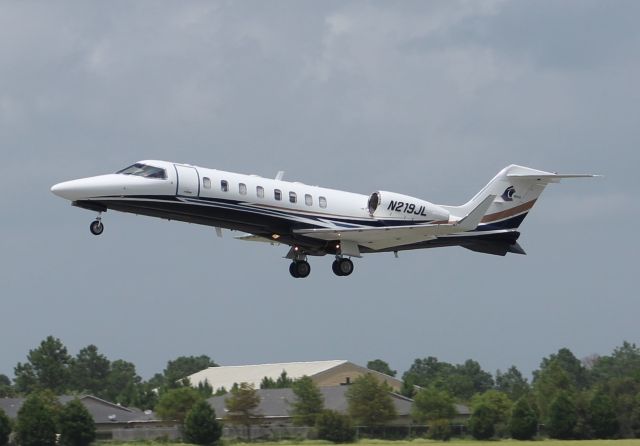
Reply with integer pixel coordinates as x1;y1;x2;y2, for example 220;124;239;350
289;260;311;278
332;258;354;276
89;215;104;236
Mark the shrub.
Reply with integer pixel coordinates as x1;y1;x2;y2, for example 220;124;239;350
183;400;222;445
316;410;356;443
428;418;452;441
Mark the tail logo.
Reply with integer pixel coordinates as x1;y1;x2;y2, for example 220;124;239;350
502;186;516;201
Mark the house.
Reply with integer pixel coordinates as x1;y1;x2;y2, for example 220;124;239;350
208;385;414;426
0;395;173;441
187;360;404;392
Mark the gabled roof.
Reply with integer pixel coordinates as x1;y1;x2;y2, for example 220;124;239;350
188;360;349;391
0;395;158;424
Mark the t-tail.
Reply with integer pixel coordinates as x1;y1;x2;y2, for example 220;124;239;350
440;164;597;256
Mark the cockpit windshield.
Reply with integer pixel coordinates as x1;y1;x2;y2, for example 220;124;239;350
116;163;166;179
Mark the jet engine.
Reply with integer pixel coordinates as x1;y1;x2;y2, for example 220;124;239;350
367;191;450;221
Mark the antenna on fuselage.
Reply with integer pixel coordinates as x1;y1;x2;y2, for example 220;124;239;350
275;171;285;181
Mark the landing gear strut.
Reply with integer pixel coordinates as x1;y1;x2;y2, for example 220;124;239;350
332;257;354;276
289;260;311;278
89;213;104;236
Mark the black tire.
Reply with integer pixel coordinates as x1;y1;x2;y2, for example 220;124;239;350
295;261;311;278
289;262;299;278
332;260;343;276
89;220;104;236
338;258;354;276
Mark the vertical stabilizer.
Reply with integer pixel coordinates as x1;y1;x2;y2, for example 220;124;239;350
441;165;595;231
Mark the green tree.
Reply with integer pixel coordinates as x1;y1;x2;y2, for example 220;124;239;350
509;397;538;440
14;336;71;394
69;345;110;398
496;366;530;401
224;382;262;440
533;360;573;420
164;355;218;388
450;359;494;400
183;400;223;445
105;359;142;407
291;376;324;426
0;375;14;398
590;390;619;438
260;371;293;389
156;387;203;423
411;386;456;422
402;357;455;396
0;408;11;446
58;399;96;446
547;391;577;439
346;373;397;427
315;410;356;443
468;390;512;439
15;392;58;446
534;348;589;390
402;356;493;400
367;359;397;377
469;403;496;440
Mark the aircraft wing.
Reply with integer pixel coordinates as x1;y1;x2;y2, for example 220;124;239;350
294;195;495;251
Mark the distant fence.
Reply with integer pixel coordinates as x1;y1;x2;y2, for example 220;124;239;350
221;424;467;441
109;426;181;441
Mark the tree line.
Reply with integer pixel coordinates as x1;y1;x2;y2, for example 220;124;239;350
1;336;640;442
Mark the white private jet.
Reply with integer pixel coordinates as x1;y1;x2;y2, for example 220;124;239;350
51;161;595;278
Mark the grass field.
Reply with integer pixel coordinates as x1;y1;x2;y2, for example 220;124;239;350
99;439;640;446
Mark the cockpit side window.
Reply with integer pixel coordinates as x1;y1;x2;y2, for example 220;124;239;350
117;163;166;179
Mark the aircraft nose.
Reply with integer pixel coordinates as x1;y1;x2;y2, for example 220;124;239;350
51;181;74;200
51;178;96;201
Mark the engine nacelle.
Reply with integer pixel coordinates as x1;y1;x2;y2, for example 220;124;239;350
368;191;450;221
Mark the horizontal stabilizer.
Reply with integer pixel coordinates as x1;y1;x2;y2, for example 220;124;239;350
507;172;600;184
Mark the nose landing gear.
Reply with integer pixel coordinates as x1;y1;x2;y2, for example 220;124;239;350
89;214;104;236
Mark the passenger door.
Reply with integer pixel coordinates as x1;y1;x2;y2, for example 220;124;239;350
175;165;200;197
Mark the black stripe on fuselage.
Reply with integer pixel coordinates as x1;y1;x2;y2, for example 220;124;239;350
73;195;524;256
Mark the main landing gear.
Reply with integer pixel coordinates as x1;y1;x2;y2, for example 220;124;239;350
89;213;104;236
332;257;354;277
289;260;311;278
286;247;355;278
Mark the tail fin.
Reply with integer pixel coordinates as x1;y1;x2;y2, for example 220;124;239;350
442;165;596;231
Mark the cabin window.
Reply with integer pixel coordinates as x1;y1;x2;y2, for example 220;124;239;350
289;192;297;203
257;186;264;198
203;177;211;189
221;180;229;192
239;183;247;195
274;189;282;201
305;194;313;206
319;196;327;208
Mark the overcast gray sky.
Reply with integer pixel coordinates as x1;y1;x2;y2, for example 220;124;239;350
1;1;638;382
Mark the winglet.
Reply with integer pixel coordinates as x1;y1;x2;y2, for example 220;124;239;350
456;194;496;231
275;171;285;181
